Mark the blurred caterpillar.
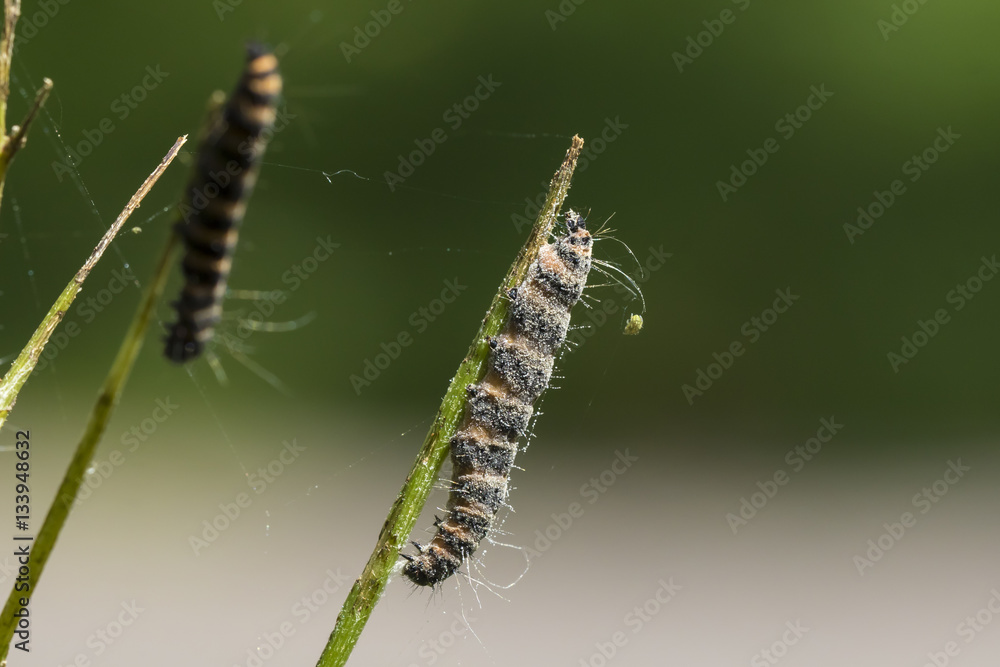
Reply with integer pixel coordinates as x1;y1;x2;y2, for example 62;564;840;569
403;209;593;586
164;44;281;363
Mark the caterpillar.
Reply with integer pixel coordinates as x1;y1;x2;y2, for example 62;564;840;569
164;44;282;363
403;209;593;586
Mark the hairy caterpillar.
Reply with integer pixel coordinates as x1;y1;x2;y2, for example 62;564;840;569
164;44;281;363
403;210;593;586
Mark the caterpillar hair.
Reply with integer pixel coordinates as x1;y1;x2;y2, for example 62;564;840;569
402;209;594;586
164;44;281;363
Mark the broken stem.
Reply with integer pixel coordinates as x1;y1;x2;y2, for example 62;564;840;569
0;135;187;432
0;76;52;165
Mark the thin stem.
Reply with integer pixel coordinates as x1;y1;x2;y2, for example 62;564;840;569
0;77;52;165
316;135;585;667
0;135;187;433
0;218;182;665
0;0;21;216
0;77;53;213
0;0;20;136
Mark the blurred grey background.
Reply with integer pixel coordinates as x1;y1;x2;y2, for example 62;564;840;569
1;0;999;665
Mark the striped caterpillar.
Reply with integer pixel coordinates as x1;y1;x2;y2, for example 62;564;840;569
403;210;593;586
164;44;282;363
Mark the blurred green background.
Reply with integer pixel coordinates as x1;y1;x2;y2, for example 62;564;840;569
1;1;999;666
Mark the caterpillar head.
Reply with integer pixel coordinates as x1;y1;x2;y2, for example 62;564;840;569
558;209;593;269
565;209;586;233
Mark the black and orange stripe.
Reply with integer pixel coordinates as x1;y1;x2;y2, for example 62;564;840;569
164;44;281;363
402;210;594;586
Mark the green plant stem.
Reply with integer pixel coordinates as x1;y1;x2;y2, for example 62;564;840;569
0;77;53;177
0;1;51;217
0;135;186;432
0;0;20;136
0;214;182;664
317;135;585;667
